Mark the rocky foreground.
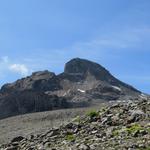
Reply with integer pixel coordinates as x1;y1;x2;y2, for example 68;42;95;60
0;99;150;150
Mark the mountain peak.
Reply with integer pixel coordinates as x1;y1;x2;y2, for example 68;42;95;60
64;58;115;82
65;58;106;74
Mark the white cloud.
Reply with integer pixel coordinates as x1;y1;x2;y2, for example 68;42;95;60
0;56;30;76
9;64;29;76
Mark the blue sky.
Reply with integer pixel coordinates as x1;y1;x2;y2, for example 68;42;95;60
0;0;150;93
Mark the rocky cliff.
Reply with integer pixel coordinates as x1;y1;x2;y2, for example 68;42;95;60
0;58;141;119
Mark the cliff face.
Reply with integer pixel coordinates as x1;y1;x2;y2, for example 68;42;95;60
1;70;61;92
0;91;69;119
0;58;141;119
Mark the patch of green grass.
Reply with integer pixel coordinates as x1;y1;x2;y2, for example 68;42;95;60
126;123;143;134
87;110;99;118
113;124;149;137
65;133;75;141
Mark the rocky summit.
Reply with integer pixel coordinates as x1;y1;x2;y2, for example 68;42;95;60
0;58;142;119
0;99;149;150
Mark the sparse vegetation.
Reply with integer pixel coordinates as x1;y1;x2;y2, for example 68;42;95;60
65;133;75;141
126;123;143;134
87;110;99;118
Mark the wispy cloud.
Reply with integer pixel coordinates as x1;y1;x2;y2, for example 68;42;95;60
9;64;29;76
0;56;30;77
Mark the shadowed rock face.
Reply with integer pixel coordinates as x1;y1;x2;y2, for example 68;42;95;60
0;58;141;119
64;58;139;90
1;70;61;93
0;91;69;119
64;58;112;81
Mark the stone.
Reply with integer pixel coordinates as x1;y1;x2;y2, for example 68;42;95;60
106;127;114;137
11;136;24;143
79;144;90;150
46;129;59;137
11;142;19;146
6;146;18;150
91;130;98;134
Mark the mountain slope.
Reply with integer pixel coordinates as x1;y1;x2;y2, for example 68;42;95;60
0;58;141;119
1;99;149;150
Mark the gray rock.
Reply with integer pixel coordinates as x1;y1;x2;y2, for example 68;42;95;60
11;136;24;143
79;144;90;150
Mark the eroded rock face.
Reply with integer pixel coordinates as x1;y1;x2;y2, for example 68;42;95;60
0;91;69;119
64;58;116;82
58;58;140;102
1;70;61;92
0;58;142;119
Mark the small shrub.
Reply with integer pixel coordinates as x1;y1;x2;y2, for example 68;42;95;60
87;110;99;118
65;133;75;141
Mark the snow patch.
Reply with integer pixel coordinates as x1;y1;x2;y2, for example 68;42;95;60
77;89;85;93
111;86;122;91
